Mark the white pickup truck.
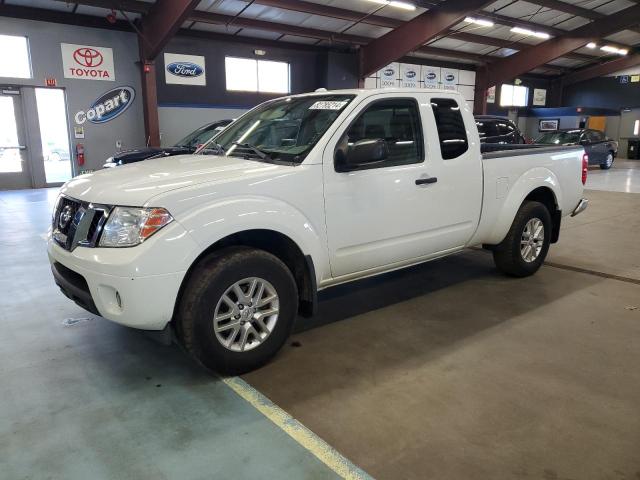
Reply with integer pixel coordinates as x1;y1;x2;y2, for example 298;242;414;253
48;89;588;373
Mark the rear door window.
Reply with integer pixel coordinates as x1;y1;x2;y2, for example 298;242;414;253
431;98;469;159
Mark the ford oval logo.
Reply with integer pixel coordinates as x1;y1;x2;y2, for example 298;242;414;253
426;72;437;80
445;74;455;81
87;86;135;124
406;71;416;78
384;68;395;76
167;62;204;77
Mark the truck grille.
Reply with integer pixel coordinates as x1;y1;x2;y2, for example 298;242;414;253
52;195;111;251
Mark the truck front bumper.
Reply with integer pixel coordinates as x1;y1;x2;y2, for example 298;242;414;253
571;198;588;217
47;222;198;330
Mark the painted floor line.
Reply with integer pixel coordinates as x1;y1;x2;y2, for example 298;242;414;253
544;262;640;285
222;376;373;480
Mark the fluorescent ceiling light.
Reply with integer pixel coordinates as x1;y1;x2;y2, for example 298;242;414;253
600;45;628;55
366;0;416;10
586;42;597;49
464;16;494;27
510;26;550;39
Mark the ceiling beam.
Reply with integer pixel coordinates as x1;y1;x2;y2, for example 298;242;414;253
527;0;602;20
252;0;399;28
359;0;495;78
52;0;633;63
528;0;640;34
562;53;640;85
139;0;200;60
0;3;134;30
446;31;594;62
479;3;640;88
414;45;489;63
413;45;566;73
62;0;150;14
188;10;369;44
474;11;566;36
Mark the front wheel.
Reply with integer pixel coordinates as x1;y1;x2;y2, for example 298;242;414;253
492;201;552;277
600;152;614;170
176;246;298;375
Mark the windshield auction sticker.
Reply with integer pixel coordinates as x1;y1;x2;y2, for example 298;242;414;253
309;100;348;110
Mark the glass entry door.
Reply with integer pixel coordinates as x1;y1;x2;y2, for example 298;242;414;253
0;92;31;190
35;88;72;185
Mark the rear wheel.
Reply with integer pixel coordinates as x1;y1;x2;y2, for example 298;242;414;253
600;152;614;170
176;246;298;375
492;201;551;277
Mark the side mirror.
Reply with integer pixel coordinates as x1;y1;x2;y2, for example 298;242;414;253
335;138;389;171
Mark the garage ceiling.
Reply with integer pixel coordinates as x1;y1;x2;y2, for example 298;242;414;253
2;0;640;78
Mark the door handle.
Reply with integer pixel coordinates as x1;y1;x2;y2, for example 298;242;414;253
415;177;437;185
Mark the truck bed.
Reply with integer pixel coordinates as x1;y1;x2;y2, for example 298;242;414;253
481;143;583;159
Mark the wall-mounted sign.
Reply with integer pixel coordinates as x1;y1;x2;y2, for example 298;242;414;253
421;66;440;88
74;86;135;125
539;119;559;131
441;68;458;91
400;63;419;88
631;75;640;83
164;53;206;86
45;77;57;87
487;86;496;104
378;63;398;88
61;43;115;81
533;88;547;106
619;75;630;84
74;126;85;139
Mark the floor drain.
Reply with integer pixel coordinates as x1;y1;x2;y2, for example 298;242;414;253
62;317;92;327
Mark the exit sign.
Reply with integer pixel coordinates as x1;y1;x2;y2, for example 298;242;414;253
45;77;57;87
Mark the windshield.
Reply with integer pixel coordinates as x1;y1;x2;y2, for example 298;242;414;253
197;94;355;164
535;130;581;145
175;122;229;149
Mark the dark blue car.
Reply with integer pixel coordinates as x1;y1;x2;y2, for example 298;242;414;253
535;129;618;170
104;119;233;168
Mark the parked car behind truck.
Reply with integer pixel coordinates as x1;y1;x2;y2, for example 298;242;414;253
475;115;527;144
49;89;588;374
103;119;233;167
534;128;617;169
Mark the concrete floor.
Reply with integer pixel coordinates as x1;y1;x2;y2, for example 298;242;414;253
0;189;343;480
1;159;639;479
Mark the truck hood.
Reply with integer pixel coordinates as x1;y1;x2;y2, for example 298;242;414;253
61;154;290;206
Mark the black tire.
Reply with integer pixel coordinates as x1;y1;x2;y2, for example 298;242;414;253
492;201;552;277
176;246;298;375
599;152;614;170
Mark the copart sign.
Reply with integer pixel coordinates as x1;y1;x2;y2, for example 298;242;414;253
74;86;135;124
61;43;115;81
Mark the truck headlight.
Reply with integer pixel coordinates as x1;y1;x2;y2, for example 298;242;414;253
99;207;173;247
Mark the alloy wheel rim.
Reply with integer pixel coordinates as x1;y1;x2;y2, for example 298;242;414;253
213;277;279;352
520;218;544;263
606;154;613;167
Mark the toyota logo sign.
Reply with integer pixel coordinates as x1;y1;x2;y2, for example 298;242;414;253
73;47;104;68
62;43;114;81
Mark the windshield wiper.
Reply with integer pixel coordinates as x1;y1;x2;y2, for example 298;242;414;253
232;142;268;159
146;151;171;160
208;142;226;154
196;141;226;155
